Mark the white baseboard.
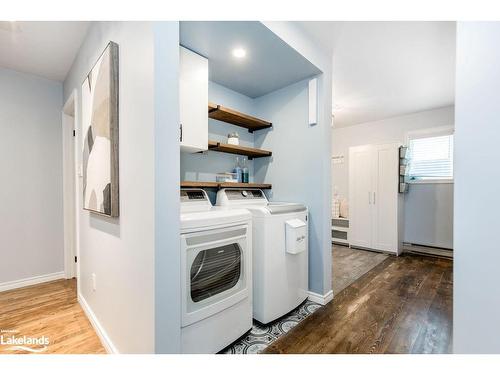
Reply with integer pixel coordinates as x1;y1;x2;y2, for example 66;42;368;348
307;290;334;305
78;293;118;354
0;271;65;293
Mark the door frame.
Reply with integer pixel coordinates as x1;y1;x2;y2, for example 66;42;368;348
62;89;79;281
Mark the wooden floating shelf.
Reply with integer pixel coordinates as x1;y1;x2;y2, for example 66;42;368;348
207;140;272;160
219;182;272;189
208;102;272;133
208;102;218;113
181;181;272;190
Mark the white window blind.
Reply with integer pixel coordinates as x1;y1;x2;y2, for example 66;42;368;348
408;134;454;180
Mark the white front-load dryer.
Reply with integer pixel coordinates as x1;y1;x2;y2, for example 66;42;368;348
180;189;252;353
216;189;308;324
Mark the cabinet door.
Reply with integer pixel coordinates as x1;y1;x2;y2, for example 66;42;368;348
348;145;373;248
371;144;399;253
179;46;208;153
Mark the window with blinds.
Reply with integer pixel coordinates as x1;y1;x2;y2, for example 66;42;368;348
408;134;454;180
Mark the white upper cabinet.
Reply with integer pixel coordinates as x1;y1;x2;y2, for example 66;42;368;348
179;46;208;153
349;143;401;254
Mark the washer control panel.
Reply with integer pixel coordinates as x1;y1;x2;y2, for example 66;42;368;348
226;189;264;200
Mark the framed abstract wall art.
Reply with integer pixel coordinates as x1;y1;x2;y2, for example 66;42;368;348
81;41;119;217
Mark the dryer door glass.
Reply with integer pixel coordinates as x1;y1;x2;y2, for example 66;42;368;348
190;243;242;303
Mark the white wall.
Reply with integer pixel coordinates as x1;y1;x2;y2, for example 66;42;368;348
332;106;454;249
454;22;500;353
0;67;63;285
63;21;157;353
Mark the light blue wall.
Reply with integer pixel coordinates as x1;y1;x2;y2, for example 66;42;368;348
262;22;333;296
254;78;331;295
0;68;63;284
454;22;500;354
180;82;258;203
154;22;181;354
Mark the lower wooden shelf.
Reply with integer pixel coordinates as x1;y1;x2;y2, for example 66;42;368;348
208;140;272;159
181;181;272;189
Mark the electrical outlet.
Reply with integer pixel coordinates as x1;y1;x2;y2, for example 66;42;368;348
91;273;96;291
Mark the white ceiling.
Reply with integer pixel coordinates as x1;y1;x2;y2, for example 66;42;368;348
180;21;321;98
295;21;456;127
0;21;90;81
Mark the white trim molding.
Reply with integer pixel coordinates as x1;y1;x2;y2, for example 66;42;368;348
307;290;334;305
408;178;454;185
0;272;65;293
78;293;118;354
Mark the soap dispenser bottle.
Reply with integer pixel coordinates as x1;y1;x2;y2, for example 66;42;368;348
233;156;243;183
241;157;249;183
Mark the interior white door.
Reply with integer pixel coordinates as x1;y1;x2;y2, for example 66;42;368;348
179;46;208;153
371;144;399;253
348;145;373;248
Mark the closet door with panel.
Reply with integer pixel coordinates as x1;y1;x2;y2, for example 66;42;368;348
348;145;373;249
371;144;399;252
348;143;400;254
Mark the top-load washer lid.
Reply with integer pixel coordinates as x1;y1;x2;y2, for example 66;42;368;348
216;188;307;215
216;188;268;207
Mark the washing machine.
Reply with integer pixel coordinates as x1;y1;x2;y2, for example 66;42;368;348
180;189;252;353
216;189;308;324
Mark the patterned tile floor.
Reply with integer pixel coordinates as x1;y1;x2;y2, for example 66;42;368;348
220;299;322;354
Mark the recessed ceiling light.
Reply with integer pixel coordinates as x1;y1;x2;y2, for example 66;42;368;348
232;48;246;59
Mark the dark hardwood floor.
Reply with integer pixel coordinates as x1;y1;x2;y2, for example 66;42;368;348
264;254;452;354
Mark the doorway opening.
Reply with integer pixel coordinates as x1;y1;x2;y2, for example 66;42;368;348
329;21;455;298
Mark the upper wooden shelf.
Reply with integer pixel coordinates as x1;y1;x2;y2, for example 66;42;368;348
208;140;272;160
208;102;272;133
181;181;272;190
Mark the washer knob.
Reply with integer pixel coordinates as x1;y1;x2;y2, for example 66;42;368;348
241;190;248;197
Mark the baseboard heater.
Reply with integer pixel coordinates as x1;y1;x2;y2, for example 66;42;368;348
402;242;453;259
